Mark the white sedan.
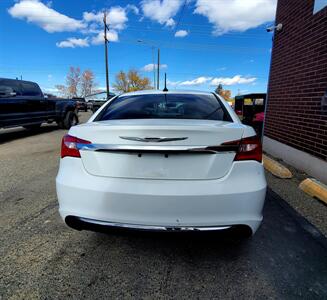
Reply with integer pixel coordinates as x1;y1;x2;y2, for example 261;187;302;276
56;90;266;235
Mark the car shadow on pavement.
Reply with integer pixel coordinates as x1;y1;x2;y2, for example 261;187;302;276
0;124;61;144
96;226;251;256
97;225;250;244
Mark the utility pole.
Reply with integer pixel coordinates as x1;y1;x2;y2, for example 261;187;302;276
103;12;110;100
157;48;160;90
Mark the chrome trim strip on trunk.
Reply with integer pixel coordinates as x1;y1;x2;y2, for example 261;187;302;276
77;143;239;154
78;217;231;232
120;136;188;143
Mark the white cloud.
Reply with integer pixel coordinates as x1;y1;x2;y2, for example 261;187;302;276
107;7;128;29
42;87;59;94
83;6;128;30
210;75;257;86
175;30;189;37
56;37;89;48
141;0;183;26
165;18;175;27
168;75;257;87
91;30;119;45
194;0;277;35
142;63;168;72
9;1;146;48
180;77;212;86
126;4;140;15
8;0;85;33
82;11;103;23
167;80;181;87
83;6;131;44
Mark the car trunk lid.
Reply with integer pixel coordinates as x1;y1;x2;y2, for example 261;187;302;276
70;119;244;180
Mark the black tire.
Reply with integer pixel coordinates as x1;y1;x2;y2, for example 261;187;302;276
23;123;42;130
58;111;79;129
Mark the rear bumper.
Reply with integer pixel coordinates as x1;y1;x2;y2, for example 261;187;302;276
65;216;233;232
56;159;267;234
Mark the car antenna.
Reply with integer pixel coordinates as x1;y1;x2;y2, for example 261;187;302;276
163;73;168;92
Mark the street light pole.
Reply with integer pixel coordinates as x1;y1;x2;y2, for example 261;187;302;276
137;40;160;90
151;46;156;89
103;12;110;100
157;48;160;90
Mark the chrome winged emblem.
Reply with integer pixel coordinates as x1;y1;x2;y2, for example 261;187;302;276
120;136;188;143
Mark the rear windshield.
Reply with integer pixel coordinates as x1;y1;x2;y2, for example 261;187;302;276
0;79;22;96
95;93;232;122
21;81;41;96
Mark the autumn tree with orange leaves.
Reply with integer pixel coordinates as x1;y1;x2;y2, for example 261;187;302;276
56;67;97;98
215;83;232;100
113;69;152;93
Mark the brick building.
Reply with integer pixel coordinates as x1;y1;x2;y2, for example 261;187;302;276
264;0;327;183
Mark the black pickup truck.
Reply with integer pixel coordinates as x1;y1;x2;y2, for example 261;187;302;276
0;78;78;130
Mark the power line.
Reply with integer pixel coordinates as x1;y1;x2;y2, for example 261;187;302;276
0;67;269;80
124;26;269;38
121;38;270;52
174;0;188;34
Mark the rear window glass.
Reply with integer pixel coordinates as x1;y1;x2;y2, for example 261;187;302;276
96;93;232;122
21;82;41;96
0;80;21;96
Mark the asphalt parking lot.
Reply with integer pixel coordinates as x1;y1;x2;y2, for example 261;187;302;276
1;112;327;299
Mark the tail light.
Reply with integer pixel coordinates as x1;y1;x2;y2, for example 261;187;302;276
223;135;262;162
61;134;91;158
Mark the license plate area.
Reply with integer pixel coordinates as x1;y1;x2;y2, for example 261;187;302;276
81;150;235;180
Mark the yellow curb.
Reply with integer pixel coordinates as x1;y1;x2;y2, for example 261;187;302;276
299;178;327;204
263;154;293;178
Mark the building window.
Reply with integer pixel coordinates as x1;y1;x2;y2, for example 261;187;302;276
313;0;327;13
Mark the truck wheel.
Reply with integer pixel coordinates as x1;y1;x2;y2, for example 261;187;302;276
58;111;79;129
23;124;41;130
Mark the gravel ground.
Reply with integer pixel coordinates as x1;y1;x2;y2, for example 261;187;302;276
264;153;327;237
1;113;327;299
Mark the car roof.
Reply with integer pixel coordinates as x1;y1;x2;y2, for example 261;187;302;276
0;77;37;85
120;89;215;97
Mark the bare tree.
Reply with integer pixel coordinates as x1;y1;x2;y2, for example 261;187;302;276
113;69;152;93
55;67;97;98
80;70;95;97
66;67;81;98
55;84;67;97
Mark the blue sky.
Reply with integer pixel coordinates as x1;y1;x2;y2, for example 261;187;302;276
0;0;277;96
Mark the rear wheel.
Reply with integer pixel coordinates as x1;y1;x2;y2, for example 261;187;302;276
23;123;41;130
58;111;79;129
